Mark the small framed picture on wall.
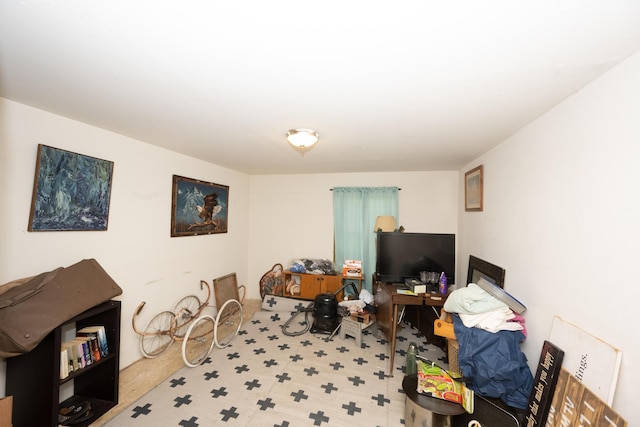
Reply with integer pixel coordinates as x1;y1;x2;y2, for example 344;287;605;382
465;165;483;212
171;175;229;237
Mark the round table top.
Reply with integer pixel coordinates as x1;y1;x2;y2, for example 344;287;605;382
402;374;466;416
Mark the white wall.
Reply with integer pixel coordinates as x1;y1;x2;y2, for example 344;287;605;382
458;50;640;423
0;99;251;390
247;171;459;295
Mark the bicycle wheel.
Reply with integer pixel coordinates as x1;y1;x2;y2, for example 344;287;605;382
173;295;201;338
140;310;176;358
182;315;216;367
214;299;243;348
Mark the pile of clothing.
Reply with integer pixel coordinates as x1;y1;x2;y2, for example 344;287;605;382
288;258;336;275
443;282;533;410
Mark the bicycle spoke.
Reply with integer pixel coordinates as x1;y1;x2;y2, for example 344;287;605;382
173;295;201;338
140;310;175;358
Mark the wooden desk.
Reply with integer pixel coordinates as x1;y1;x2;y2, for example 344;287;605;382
375;282;448;376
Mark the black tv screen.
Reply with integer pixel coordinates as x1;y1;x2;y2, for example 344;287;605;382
375;232;455;284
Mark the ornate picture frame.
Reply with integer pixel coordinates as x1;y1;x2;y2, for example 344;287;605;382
28;144;114;231
171;175;229;237
464;164;483;212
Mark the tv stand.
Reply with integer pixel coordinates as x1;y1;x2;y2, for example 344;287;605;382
375;281;448;376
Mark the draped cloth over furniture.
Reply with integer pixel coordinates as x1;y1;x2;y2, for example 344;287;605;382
0;258;123;358
333;187;399;293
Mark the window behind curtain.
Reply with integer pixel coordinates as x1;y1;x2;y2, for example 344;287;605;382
333;187;399;292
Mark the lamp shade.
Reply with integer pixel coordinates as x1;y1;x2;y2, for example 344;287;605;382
374;216;397;232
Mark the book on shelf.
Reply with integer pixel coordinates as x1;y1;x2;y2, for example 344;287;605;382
77;334;101;362
73;340;87;368
61;342;77;373
73;337;93;368
61;340;89;374
77;325;109;357
60;347;69;379
59;325;109;379
73;337;95;366
63;340;85;370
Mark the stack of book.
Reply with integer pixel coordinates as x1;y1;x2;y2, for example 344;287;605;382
60;325;109;379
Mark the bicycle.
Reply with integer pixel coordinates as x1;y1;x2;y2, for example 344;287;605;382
181;273;245;367
131;274;245;362
131;280;211;358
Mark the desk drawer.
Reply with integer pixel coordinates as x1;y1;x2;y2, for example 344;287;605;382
424;293;445;304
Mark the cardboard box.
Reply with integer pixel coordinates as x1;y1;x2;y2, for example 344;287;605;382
0;396;12;427
351;312;372;324
342;260;362;277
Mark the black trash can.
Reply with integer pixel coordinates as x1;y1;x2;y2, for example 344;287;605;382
310;293;340;334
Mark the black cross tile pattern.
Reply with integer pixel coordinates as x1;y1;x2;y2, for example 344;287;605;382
203;370;218;381
179;416;199;427
106;308;447;426
170;376;186;387
130;403;151;418
174;394;192;407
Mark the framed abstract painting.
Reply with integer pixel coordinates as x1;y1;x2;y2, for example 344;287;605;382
28;144;114;231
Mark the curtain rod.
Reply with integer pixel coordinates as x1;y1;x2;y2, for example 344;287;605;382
330;188;401;191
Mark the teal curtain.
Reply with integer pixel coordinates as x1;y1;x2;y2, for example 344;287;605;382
333;187;399;292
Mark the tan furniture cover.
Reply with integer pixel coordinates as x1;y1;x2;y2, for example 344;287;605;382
0;259;122;358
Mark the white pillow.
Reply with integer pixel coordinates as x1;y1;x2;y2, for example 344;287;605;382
443;282;508;315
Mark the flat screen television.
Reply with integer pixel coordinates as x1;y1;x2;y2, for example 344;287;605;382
375;232;455;284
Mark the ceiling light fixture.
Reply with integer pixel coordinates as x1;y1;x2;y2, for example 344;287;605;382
286;129;319;154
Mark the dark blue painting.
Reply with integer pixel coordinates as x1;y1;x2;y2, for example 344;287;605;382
28;144;114;231
171;175;229;237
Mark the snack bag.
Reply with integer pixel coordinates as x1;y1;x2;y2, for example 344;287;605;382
416;359;474;413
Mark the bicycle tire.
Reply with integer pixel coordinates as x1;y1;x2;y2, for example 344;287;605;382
173;295;201;338
139;310;176;358
214;299;243;348
182;315;216;367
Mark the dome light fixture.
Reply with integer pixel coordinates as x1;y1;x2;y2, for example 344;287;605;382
286;129;319;154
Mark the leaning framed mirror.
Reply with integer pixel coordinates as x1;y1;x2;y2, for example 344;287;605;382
466;255;506;288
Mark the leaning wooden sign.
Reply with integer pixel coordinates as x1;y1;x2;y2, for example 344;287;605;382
544;369;626;427
523;338;627;427
523;340;564;427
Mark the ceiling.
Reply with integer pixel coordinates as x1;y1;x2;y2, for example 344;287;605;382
2;1;640;175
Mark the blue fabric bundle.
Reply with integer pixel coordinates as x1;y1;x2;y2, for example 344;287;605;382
453;314;533;409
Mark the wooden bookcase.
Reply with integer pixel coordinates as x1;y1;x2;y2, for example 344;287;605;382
6;300;121;427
